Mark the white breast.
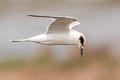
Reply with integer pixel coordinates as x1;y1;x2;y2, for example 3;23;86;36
68;30;80;40
28;30;81;45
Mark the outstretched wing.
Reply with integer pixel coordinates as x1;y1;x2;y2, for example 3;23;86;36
28;15;81;34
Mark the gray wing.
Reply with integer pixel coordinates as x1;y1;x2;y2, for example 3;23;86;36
28;15;81;34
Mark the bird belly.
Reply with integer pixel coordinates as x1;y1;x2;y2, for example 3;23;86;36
33;34;78;45
39;39;77;45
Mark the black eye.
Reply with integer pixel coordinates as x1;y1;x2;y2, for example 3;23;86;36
79;36;84;46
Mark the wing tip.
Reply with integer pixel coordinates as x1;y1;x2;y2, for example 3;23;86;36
27;15;78;19
27;15;38;17
27;15;54;18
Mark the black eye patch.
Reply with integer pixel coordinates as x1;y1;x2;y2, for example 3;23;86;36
79;36;84;46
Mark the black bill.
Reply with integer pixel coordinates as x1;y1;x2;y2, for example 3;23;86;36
80;47;84;58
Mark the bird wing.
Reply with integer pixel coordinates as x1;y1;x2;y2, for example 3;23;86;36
28;15;81;34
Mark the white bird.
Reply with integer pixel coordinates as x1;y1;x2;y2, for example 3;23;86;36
10;15;86;57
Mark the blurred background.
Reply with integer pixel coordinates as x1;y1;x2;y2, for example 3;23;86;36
0;0;120;80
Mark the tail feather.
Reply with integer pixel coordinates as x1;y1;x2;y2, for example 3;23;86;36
10;39;30;42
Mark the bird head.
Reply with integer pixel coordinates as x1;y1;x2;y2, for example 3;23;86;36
78;34;86;58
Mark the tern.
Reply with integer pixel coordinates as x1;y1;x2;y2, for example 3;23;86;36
10;15;86;57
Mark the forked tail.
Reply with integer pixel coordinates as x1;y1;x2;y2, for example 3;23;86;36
10;39;30;42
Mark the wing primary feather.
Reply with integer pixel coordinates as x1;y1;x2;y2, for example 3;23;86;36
27;15;80;33
27;15;65;19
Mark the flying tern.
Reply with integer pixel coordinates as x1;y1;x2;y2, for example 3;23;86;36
10;15;86;57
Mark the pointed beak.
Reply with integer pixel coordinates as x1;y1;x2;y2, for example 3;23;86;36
80;46;84;58
78;43;84;58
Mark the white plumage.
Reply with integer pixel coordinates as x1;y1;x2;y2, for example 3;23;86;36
10;15;86;57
